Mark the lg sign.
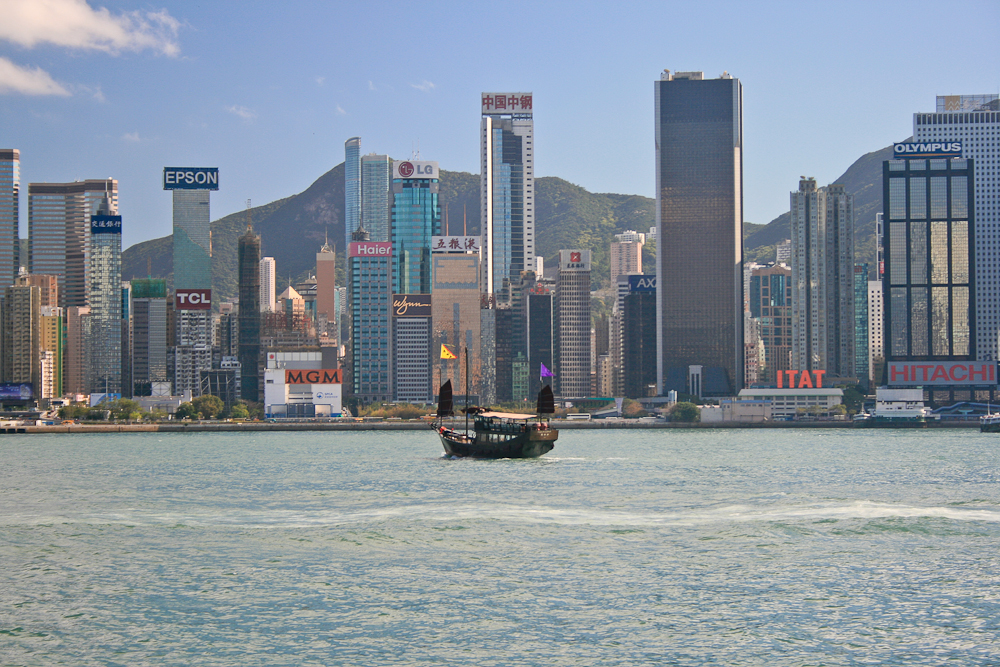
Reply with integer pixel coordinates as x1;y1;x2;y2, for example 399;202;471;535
175;289;212;310
398;162;414;177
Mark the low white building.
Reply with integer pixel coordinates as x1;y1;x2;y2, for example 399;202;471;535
701;398;772;423
736;387;844;420
873;388;933;421
264;351;343;419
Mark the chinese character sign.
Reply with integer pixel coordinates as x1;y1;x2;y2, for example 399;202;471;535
481;93;533;115
432;236;481;253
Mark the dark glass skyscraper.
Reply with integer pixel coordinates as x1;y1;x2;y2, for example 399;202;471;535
654;70;743;397
238;225;261;401
882;156;975;362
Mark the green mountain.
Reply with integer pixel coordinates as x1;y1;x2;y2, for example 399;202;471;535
122;144;893;300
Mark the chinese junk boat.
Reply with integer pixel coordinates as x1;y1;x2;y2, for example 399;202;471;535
433;378;558;459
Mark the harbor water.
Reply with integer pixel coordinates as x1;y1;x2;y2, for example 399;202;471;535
1;428;999;665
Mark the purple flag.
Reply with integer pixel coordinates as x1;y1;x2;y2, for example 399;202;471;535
540;363;554;377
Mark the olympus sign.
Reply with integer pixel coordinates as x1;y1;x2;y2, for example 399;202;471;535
892;142;963;160
163;167;220;190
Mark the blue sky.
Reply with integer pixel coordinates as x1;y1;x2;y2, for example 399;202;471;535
1;0;998;251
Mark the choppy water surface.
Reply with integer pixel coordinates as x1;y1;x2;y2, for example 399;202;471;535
2;428;999;665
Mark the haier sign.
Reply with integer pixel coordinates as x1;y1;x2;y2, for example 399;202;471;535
628;275;656;292
349;242;392;258
163;167;220;190
393;161;438;179
175;288;212;310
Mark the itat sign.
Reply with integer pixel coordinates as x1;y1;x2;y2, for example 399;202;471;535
393;161;438;180
163;167;220;190
175;288;212;310
892;142;963;160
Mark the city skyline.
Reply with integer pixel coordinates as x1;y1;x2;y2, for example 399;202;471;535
1;1;997;251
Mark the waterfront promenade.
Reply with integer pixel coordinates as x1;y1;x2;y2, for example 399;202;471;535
1;419;977;434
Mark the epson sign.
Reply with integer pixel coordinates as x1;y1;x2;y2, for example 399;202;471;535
892;142;963;160
175;288;212;310
163;167;220;191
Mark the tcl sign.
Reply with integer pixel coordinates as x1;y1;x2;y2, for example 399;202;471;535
175;289;212;310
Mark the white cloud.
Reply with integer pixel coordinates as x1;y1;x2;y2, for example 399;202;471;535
315;76;325;86
368;80;376;91
0;56;70;96
335;105;346;115
122;131;140;142
0;0;181;56
226;105;257;122
410;80;435;92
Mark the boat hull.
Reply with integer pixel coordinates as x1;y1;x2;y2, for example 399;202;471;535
437;427;557;459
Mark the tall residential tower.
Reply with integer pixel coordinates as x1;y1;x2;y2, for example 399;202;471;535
0;149;18;288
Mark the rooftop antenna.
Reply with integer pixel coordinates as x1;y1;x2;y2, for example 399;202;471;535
463;203;467;235
246;199;252;232
445;204;450;235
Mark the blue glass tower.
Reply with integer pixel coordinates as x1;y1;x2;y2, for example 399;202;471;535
345;137;361;249
390;160;441;294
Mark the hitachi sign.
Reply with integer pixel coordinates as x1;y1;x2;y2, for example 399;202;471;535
888;361;996;387
349;242;392;258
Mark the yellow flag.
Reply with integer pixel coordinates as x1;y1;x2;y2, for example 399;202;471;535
440;344;457;360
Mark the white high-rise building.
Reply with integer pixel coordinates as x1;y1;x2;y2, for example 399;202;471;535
260;256;276;313
480;92;534;298
868;279;883;385
914;95;999;359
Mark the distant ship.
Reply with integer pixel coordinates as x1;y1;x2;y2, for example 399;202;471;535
432;357;558;459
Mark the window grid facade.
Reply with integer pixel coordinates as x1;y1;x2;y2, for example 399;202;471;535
882;158;975;363
0;149;18;288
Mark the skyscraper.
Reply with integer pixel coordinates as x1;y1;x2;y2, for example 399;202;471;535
610;238;643;284
748;264;792;385
854;264;870;388
88;196;123;394
554;249;591;397
260;256;276;313
1;281;40;397
790;178;855;378
913;95;999;360
361;154;392;242
654;70;743;397
316;241;336;338
349;229;392;404
28;179;118;308
621;275;657;399
238;225;261;401
345;137;361;249
164;167;217;396
481;92;534;298
431;246;481;402
390;160;440;294
0;149;19;288
882;149;975;365
130;278;168;396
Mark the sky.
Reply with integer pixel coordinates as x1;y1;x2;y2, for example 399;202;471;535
1;0;998;251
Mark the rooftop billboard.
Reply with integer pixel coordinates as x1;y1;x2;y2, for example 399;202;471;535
482;92;533;115
887;361;996;387
163;167;219;190
892;142;963;160
349;242;392;258
393;161;438;179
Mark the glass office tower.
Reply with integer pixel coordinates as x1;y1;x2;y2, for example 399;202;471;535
361;154;392;242
0;149;18;288
390;161;441;294
481;92;534;299
344;137;361;249
654;70;743;397
238;226;261;401
88;196;122;394
883;156;975;361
